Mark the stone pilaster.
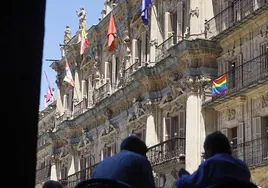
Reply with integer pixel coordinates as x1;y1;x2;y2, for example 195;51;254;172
184;75;211;173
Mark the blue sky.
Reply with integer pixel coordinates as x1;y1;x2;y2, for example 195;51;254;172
40;0;103;110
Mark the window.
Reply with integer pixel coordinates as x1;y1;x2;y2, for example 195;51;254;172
135;129;146;142
261;43;268;70
228;61;236;89
103;143;116;159
61;166;68;180
230;127;238;149
165;111;186;140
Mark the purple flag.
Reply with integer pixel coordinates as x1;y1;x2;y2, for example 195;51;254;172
141;0;152;25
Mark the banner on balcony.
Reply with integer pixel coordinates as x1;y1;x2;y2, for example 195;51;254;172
107;12;117;52
212;74;227;97
141;0;152;26
63;57;74;87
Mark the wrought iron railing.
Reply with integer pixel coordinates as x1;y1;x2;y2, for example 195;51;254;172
205;0;268;39
147;137;185;166
73;98;87;118
59;163;98;188
213;54;268;100
232;137;268;167
155;35;179;62
124;60;141;82
55;111;72;126
35;165;51;184
94;80;111;103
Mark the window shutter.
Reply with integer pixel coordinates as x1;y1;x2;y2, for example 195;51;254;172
179;110;186;138
112;55;116;86
112;142;117;155
238;123;244;144
177;2;183;41
165;118;171;140
82;80;88;99
142;129;146;142
68;89;73;112
141;31;147;65
253;117;262;139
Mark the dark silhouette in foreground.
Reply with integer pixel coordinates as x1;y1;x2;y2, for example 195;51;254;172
74;178;132;188
176;131;257;188
92;135;155;188
42;180;63;188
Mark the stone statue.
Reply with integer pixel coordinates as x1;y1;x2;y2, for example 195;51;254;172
76;7;86;29
64;25;71;44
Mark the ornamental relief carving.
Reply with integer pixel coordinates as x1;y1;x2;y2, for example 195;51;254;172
78;145;92;157
184;75;211;94
100;122;119;145
127;115;147;133
253;98;262;117
262;92;268;108
127;98;146;122
228;109;236;121
77;128;93;150
164;102;185;118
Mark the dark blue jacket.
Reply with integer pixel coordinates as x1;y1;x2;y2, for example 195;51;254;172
176;154;251;188
92;150;155;188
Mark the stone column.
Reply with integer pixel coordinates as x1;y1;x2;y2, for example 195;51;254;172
87;76;93;108
68;155;76;176
74;70;81;101
145;103;158;147
131;39;137;65
81;80;87;99
185;76;210;173
50;163;57;181
164;12;170;41
112;55;117;89
63;94;68;111
188;0;214;39
149;4;162;63
56;88;64;114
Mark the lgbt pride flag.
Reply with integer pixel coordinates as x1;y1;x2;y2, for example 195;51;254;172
212;74;227;97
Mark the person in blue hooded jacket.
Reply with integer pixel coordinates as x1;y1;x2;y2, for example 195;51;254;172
176;131;254;188
92;135;155;188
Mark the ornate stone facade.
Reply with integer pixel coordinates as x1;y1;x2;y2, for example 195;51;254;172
37;0;268;187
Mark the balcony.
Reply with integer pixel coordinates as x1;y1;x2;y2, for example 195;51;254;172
205;0;268;40
73;98;87;118
155;35;179;62
35;165;51;184
124;60;142;82
94;80;111;103
147;137;185;172
59;163;98;188
209;54;268;103
232;137;268;167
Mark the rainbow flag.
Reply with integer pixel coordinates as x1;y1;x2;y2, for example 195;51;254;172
212;74;227;97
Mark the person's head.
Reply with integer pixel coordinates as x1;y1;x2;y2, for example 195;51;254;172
43;180;63;188
120;135;148;157
203;131;232;160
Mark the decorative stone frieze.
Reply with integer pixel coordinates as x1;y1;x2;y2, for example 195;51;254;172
262;92;268;108
228;109;236;121
184;75;211;94
100;121;119;145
